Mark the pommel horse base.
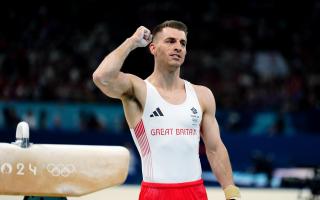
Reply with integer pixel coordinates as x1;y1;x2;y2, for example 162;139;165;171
0;122;130;200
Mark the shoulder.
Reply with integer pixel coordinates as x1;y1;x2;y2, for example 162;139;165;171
126;73;145;84
190;83;216;112
125;73;146;91
121;73;146;100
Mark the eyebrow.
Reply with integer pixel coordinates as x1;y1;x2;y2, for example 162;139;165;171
165;37;187;44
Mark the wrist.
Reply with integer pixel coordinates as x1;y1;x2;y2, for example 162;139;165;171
223;185;241;200
125;37;138;51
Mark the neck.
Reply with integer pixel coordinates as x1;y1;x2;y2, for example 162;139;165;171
148;63;182;90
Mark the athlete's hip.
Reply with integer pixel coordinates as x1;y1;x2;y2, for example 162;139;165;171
139;179;208;200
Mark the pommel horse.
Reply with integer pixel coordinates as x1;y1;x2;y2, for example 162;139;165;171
0;122;130;200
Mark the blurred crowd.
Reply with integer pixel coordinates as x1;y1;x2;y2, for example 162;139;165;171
0;0;319;134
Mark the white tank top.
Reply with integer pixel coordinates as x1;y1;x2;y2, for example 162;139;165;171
130;80;203;183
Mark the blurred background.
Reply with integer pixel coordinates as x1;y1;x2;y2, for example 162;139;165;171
0;0;319;197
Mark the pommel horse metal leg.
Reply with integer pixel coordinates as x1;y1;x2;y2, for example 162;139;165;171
0;121;130;200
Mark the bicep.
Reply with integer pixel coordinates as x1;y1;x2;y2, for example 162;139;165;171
201;112;222;151
93;72;141;99
198;86;222;150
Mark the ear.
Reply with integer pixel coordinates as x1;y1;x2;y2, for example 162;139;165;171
149;42;156;55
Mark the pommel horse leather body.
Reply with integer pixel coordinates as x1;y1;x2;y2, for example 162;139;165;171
0;143;130;197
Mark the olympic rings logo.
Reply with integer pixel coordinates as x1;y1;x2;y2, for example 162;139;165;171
46;163;76;177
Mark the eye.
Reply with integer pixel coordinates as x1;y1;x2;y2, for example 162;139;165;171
180;40;187;47
167;39;175;43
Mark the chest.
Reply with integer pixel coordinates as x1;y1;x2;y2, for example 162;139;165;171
145;105;202;150
147;104;202;129
156;88;186;105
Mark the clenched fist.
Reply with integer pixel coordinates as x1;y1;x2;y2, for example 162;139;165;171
130;26;152;48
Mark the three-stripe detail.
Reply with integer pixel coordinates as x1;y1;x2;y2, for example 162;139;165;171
150;107;164;117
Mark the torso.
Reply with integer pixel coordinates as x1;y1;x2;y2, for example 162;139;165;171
128;79;203;183
122;77;194;128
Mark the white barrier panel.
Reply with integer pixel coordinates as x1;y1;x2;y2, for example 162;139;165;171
0;143;130;197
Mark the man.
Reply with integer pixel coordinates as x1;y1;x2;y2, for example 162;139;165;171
93;20;241;200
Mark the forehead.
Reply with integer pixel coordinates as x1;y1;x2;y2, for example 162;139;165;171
156;27;187;41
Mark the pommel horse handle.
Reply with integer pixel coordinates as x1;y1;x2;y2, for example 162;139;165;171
0;121;130;197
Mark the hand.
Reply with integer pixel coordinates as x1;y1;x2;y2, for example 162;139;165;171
130;26;152;48
224;185;241;200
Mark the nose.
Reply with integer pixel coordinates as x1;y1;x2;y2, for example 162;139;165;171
174;45;182;52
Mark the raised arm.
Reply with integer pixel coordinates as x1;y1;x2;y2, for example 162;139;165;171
92;26;152;99
197;86;241;200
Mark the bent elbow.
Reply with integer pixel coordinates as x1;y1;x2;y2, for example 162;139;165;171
92;71;101;85
92;71;108;86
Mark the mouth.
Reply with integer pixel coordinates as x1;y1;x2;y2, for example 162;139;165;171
169;54;181;59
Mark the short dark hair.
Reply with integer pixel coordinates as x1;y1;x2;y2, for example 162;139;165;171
152;20;188;39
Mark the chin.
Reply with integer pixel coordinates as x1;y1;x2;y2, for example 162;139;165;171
170;60;184;67
168;62;181;68
168;63;182;71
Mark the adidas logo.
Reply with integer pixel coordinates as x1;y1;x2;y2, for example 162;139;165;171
150;107;164;117
191;107;198;114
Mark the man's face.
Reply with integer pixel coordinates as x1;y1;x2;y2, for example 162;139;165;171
150;27;187;68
